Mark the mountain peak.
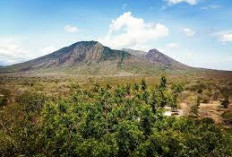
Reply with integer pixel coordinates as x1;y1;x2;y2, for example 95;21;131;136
72;40;101;46
148;49;160;54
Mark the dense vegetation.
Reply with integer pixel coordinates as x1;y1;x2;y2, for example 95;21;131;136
0;76;232;156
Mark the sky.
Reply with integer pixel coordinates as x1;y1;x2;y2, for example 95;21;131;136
0;0;232;70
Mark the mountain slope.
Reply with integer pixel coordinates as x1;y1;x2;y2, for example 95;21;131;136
0;41;190;75
1;41;131;73
145;49;187;68
123;48;188;69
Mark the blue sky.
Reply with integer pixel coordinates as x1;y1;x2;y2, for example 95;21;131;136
0;0;232;70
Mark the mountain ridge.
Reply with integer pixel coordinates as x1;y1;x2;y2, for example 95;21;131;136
0;41;190;75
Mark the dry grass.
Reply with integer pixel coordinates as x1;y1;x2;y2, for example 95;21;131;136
198;102;223;123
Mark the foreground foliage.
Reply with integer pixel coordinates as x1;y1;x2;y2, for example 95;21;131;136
0;76;232;157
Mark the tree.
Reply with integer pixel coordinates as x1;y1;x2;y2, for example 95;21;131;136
116;121;143;157
142;91;149;104
141;79;147;91
160;75;167;89
220;86;231;108
134;83;139;91
140;107;154;137
150;90;158;114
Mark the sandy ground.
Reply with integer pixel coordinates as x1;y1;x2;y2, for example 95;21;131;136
198;102;225;123
165;101;232;124
164;106;184;117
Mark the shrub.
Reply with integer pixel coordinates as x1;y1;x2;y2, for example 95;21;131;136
221;98;230;108
222;111;232;125
0;88;10;107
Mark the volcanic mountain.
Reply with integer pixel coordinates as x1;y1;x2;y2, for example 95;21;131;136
0;41;190;75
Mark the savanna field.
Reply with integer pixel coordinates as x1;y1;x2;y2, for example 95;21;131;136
0;72;232;157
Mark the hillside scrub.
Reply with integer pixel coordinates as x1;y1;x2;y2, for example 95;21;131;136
0;76;232;156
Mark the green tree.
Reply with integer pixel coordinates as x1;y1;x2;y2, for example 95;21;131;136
141;79;147;91
160;75;167;89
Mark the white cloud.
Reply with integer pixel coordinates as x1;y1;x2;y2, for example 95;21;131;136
99;12;169;49
0;39;30;65
64;25;79;33
213;31;232;44
164;0;197;5
0;38;59;66
220;33;232;43
183;28;196;37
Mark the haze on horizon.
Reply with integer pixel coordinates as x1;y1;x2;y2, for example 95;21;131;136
0;0;231;70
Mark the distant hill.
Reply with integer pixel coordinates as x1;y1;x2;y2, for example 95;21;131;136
145;49;187;68
122;48;187;69
0;41;190;75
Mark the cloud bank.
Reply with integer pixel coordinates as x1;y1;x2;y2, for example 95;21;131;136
0;39;29;65
0;38;58;65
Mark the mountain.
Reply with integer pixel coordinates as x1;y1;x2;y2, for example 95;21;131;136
145;49;187;68
122;48;187;69
0;41;190;75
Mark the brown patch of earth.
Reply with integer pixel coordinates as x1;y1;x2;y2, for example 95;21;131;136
180;101;231;124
